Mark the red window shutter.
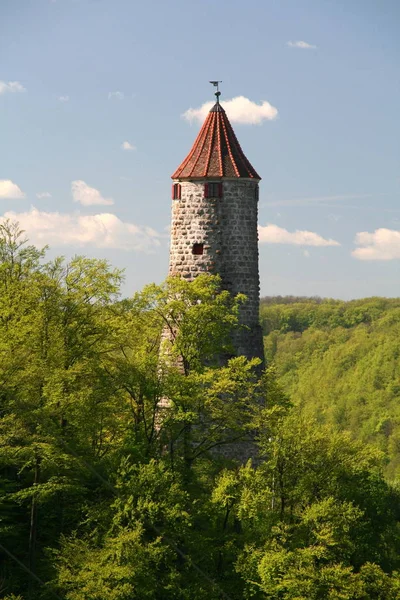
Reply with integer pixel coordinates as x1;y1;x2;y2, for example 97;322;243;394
172;183;181;200
218;183;223;198
204;183;209;198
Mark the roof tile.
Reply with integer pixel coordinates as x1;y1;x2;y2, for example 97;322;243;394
172;102;261;180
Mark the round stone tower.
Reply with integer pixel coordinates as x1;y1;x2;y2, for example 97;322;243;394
169;91;264;365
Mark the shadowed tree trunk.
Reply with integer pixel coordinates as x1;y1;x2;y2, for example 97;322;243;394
28;454;41;585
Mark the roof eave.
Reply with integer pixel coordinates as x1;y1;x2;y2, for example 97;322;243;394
171;175;262;182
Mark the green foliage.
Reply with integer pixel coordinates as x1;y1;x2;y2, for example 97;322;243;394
138;273;246;373
2;224;400;599
220;418;400;598
55;528;164;600
262;297;400;479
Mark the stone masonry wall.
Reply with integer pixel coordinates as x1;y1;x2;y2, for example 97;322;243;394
169;179;264;365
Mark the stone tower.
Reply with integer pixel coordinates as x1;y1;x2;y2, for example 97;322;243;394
169;90;264;365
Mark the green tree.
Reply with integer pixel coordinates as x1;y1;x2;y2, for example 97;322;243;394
212;416;400;598
0;223;128;596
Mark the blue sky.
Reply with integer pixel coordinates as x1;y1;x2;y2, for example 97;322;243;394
1;0;399;299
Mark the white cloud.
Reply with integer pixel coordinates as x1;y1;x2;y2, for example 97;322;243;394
258;224;340;246
1;207;161;252
121;141;136;151
71;180;114;206
0;180;26;199
108;91;124;100
0;81;26;95
352;228;400;260
36;192;52;199
287;40;317;49
58;95;69;102
183;96;278;125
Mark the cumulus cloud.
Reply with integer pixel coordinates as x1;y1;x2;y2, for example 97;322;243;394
0;81;26;95
183;96;278;125
58;95;69;102
287;40;317;49
352;228;400;260
0;180;26;199
258;224;340;246
108;91;124;100
36;192;52;199
1;207;160;252
72;180;114;206
121;141;136;151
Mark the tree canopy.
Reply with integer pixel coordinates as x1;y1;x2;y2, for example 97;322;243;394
261;296;400;479
1;224;400;599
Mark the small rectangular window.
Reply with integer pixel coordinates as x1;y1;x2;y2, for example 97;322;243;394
172;183;181;200
192;243;204;255
205;182;222;198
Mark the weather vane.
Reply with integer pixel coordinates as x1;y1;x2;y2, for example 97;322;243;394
209;80;222;102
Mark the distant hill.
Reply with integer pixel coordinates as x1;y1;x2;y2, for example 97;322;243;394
261;295;329;305
261;297;400;480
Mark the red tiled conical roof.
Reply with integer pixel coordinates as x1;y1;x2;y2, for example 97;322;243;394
172;102;261;180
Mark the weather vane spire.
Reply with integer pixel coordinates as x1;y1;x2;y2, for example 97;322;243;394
209;80;222;103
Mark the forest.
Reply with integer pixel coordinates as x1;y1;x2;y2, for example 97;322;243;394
261;295;400;480
1;221;400;599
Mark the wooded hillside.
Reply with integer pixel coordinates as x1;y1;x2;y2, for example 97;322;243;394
261;296;400;479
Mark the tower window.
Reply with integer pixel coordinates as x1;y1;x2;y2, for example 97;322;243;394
204;182;223;198
192;243;204;255
172;183;181;200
